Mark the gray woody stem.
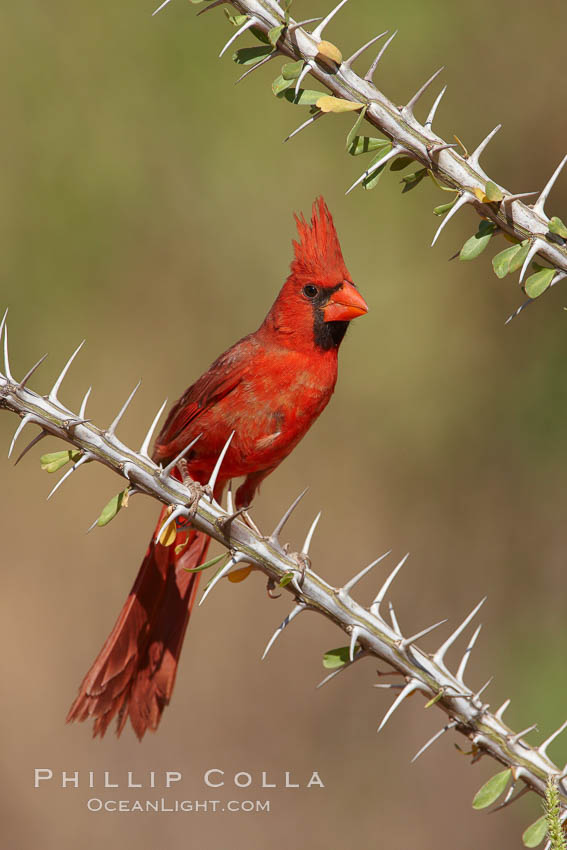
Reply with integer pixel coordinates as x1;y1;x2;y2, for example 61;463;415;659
1;317;566;812
210;0;567;279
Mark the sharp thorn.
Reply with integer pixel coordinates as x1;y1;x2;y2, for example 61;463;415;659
402;67;444;118
505;298;533;325
219;17;256;59
373;682;405;690
370;552;409;617
456;623;482;682
107;380;141;436
154;505;189;545
235;49;278;84
533;153;567;217
199;553;244;606
431;192;470;246
302;510;321;555
152;0;173;15
341;550;391;595
489;784;530;813
364;29;397;82
468;124;502;169
79;386;92;420
284;109;325;142
343;31;388;69
161;433;202;478
429;142;457;155
48;340;85;406
270;487;309;543
388;601;402;636
377;680;420;733
287;16;323;33
345;145;404;195
316;649;368;688
509;723;538;745
226;479;234;515
3;321;14;382
14;428;48;466
501;191;538;204
19;353;48;389
8;414;33;459
495;699;511;721
261;603;306;660
411;721;457;763
434;597;486;665
539;720;567;758
47;453;90;500
311;0;349;41
473;677;493;702
294;61;312;98
518;239;542;284
400;618;448;649
0;308;7;362
139;398;168;458
349;626;362;662
207;431;235;491
425;85;447;128
196;0;226;15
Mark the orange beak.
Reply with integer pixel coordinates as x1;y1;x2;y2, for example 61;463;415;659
323;281;368;322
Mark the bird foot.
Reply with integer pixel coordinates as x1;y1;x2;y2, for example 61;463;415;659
266;577;281;599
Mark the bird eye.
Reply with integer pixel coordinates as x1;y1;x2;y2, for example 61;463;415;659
303;285;318;298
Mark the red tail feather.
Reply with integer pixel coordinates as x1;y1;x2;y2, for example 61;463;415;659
67;507;210;739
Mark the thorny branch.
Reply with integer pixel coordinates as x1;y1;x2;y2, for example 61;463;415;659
1;311;566;829
183;0;567;322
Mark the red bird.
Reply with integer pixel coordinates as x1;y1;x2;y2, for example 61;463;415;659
67;197;368;739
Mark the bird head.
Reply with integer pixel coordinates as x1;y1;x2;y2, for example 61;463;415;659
264;197;368;352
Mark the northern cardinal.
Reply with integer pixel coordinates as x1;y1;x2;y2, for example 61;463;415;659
67;197;368;739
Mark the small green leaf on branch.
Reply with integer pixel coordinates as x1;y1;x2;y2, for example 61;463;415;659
272;74;294;95
345;104;367;151
279;572;294;587
401;168;428;193
485;181;504;202
281;60;304;80
232;45;273;65
225;10;248;26
184;553;227;574
525;266;555;299
347;136;389;157
96;488;130;527
323;646;352;669
522;816;548;848
549;216;567;239
433;198;458;217
282;89;322;105
40;449;82;473
460;220;498;260
472;769;511;810
268;24;285;46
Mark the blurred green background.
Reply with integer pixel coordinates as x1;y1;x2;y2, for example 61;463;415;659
2;0;566;847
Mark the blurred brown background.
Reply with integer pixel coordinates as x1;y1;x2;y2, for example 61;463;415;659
1;0;566;847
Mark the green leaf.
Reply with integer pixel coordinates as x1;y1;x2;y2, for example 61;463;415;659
508;240;531;273
282;88;322;105
492;243;522;278
281;60;304;80
272;74;293;95
549;216;567;239
459;220;498;261
184;553;227;574
472;769;511;810
485;181;504;202
40;449;82;474
347;136;390;157
250;26;271;45
525;266;555;299
224;10;248;26
232;45;273;66
323;646;352;669
279;572;294;587
96;489;129;527
390;155;414;172
268;24;285;46
345;105;368;151
433;198;458;217
401;168;428;193
522;816;548;848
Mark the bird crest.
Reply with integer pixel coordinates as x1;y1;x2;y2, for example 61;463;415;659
291;197;350;285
